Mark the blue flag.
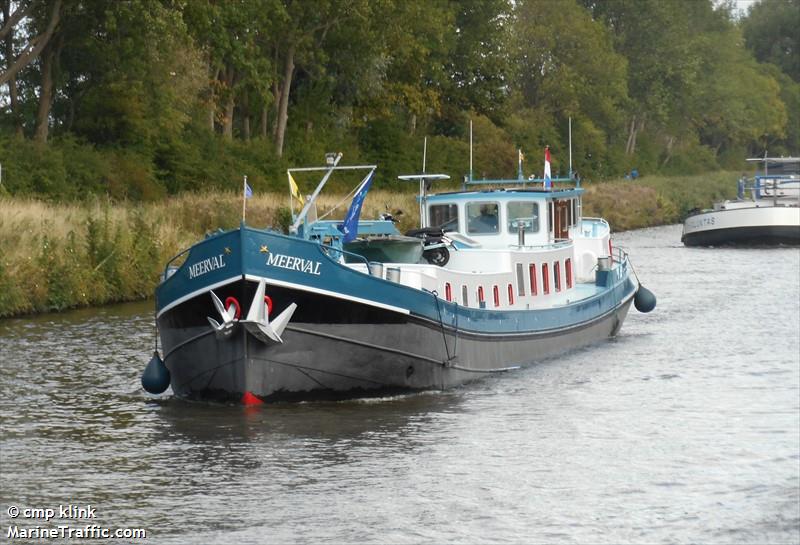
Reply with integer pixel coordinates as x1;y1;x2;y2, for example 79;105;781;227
338;172;374;243
245;180;253;198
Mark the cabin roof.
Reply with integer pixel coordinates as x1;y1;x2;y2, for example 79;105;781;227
426;187;583;202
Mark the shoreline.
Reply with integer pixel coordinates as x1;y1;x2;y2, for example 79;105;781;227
0;172;735;318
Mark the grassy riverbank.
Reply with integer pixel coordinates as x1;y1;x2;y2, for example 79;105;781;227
0;172;735;317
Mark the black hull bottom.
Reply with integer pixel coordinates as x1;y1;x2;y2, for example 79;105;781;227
682;225;800;247
159;286;634;403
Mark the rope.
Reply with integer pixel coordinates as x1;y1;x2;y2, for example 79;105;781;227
431;290;452;362
315;173;368;221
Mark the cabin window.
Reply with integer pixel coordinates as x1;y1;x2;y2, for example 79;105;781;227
507;284;515;305
542;263;550;294
428;204;459;232
515;263;526;296
478;286;485;304
554;261;561;292
529;264;538;295
466;202;500;235
548;201;554;235
462;285;469;306
506;202;539;233
493;286;500;307
571;199;578;227
566;258;573;288
445;282;452;302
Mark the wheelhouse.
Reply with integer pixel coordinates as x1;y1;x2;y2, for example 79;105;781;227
423;188;583;249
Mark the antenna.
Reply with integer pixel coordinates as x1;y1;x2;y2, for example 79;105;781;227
568;117;573;179
469;119;473;182
423;137;427;173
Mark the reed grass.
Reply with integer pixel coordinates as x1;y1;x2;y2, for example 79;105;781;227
0;173;736;317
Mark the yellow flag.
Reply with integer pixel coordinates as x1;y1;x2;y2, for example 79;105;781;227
288;173;305;206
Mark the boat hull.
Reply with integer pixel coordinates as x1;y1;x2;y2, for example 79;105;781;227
682;206;800;247
158;278;634;402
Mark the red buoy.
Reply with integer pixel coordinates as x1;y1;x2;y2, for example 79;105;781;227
241;391;263;405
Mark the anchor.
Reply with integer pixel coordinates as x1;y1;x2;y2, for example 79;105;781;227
207;290;238;339
240;279;297;344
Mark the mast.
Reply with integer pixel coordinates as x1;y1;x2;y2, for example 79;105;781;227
421;137;427;226
469;119;473;183
568;117;573;180
289;153;343;233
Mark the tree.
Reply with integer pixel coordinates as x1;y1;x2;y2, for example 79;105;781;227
183;0;279;140
510;0;628;176
0;0;61;88
690;26;787;159
439;0;511;128
742;0;800;82
582;0;702;157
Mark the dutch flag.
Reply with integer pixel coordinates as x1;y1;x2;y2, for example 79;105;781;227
543;146;552;190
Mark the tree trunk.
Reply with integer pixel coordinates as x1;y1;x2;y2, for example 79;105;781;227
272;80;280;140
274;43;295;158
241;93;250;140
661;135;675;167
34;40;57;143
2;0;22;137
0;0;61;87
625;116;636;156
222;66;235;140
260;105;268;139
207;66;220;133
223;93;234;140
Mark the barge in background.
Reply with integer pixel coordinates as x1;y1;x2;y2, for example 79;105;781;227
682;156;800;247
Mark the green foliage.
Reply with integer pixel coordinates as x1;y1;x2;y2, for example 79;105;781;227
742;0;800;83
275;206;293;234
0;0;797;207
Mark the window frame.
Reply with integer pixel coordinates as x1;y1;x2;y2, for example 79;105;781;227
466;201;501;236
505;201;540;234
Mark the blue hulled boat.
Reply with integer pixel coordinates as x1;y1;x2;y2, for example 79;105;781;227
143;152;655;403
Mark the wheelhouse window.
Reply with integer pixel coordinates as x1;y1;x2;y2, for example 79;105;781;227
506;202;540;233
428;204;459;232
466;202;500;235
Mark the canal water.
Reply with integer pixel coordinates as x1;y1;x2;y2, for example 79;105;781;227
1;224;798;544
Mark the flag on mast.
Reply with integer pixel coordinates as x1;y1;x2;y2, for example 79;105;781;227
242;175;252;222
288;172;305;206
338;171;374;243
518;149;525;179
543;146;552;190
